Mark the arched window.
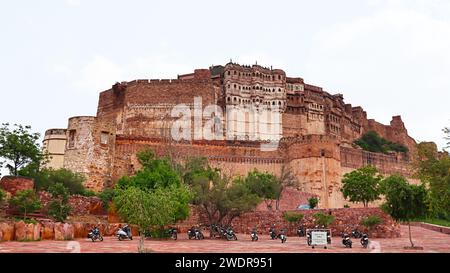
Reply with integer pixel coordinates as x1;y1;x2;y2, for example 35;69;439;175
227;97;231;102
234;71;237;75
272;101;275;105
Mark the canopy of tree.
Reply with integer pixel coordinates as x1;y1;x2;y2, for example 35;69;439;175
354;130;408;154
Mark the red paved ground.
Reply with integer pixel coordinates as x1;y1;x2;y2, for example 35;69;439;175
0;225;448;253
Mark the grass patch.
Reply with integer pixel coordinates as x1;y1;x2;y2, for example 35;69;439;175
416;218;450;227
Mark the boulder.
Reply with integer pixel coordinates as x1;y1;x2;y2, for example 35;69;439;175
54;222;74;240
0;176;34;195
40;221;55;240
0;222;15;241
14;221;41;241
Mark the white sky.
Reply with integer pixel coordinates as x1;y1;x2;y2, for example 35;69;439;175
0;0;449;152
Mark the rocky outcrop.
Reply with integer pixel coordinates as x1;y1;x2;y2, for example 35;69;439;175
0;221;15;241
0;176;34;196
39;192;105;216
13;221;42;241
54;222;74;240
40;221;55;240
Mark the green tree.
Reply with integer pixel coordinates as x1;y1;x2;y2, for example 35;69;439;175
9;190;41;219
245;170;280;210
381;175;427;248
21;168;86;195
182;157;260;234
308;197;319;209
313;212;335;228
113;186;182;252
47;183;71;222
117;149;191;222
341;166;382;207
415;142;450;220
117;149;181;190
354;130;408;154
0;123;45;176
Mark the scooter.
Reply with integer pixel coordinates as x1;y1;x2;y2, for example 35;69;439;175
342;233;352;248
87;226;103;242
360;233;369;248
117;225;133;241
251;228;259;241
278;229;287;243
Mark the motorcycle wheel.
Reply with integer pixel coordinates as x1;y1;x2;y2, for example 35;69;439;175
91;237;95;242
99;236;103;242
118;236;123;241
255;236;258;241
234;235;237;241
130;236;133;240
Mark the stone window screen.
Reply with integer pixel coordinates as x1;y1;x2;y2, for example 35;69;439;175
101;132;109;145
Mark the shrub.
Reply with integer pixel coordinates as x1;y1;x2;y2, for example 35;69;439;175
313;212;335;228
283;212;304;223
80;189;96;197
32;168;86;195
47;183;71;222
360;215;383;230
98;188;116;210
308;197;318;209
9;190;41;219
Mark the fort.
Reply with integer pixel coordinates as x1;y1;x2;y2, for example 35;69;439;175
43;61;418;208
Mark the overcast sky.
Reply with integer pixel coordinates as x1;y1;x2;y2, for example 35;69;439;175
1;0;449;151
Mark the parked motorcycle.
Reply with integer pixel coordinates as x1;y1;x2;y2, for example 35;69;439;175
117;224;133;241
168;228;178;240
327;230;332;244
269;225;277;240
87;226;103;242
297;226;305;237
188;226;204;240
278;229;287;243
251;228;258;242
360;233;369;248
342;233;352;248
225;227;238;241
352;229;362;239
306;230;312;246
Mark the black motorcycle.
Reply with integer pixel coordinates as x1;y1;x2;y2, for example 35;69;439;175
352;229;362;239
225;227;237;241
269;225;277;240
297;226;305;237
306;230;312;246
168;228;178;240
342;233;352;248
87;227;103;242
188;226;204;240
360;233;369;248
251;228;258;241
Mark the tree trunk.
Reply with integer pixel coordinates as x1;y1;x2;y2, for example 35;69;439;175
408;221;414;248
138;233;145;253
